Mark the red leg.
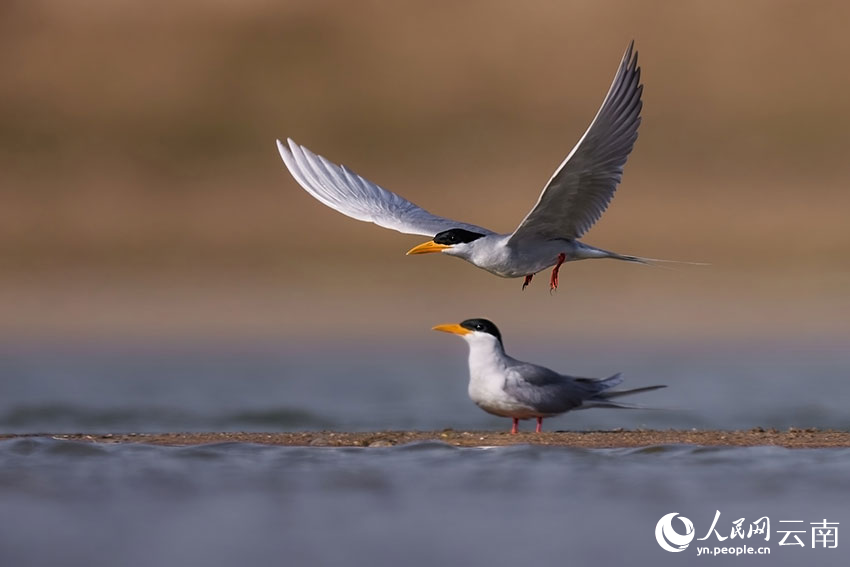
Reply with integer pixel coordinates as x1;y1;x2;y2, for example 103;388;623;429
549;253;567;291
536;417;543;433
511;418;519;434
522;274;533;290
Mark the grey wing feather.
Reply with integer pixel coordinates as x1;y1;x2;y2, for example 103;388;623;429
508;361;569;387
509;41;643;244
503;361;592;414
277;139;493;237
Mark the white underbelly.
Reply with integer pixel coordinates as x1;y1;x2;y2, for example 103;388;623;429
468;376;536;418
474;240;578;278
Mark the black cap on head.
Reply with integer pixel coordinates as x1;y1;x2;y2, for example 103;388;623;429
459;318;502;343
433;228;486;246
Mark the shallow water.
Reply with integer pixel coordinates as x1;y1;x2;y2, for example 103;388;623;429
1;341;849;433
1;341;848;565
0;438;848;566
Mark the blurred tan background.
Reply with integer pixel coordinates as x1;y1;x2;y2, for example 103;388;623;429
1;1;848;345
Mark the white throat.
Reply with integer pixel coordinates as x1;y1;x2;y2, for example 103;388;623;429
463;332;510;395
459;331;533;418
464;332;507;374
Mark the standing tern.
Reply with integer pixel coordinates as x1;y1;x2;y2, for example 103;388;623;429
433;318;666;434
278;41;650;291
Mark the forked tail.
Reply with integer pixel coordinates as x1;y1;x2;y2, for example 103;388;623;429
579;244;709;267
584;384;667;409
609;252;708;267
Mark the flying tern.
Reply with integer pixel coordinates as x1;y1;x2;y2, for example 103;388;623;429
433;318;666;433
278;41;652;291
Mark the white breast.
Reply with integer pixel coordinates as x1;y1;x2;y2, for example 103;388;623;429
465;335;536;417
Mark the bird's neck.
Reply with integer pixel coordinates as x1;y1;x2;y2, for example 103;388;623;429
467;337;508;378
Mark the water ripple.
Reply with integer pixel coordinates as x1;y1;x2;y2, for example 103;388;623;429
0;404;332;432
1;438;848;567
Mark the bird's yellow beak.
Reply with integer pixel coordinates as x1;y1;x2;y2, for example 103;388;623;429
406;240;450;255
432;323;471;335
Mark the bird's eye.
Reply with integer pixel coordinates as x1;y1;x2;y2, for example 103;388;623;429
476;324;484;330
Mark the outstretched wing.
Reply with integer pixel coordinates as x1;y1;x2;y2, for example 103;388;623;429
509;41;643;244
278;139;493;237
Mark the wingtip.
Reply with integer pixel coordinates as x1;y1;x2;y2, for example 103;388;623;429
623;39;637;67
275;138;291;161
277;137;300;150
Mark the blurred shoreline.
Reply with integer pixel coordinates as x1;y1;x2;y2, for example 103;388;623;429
1;2;848;345
2;264;847;344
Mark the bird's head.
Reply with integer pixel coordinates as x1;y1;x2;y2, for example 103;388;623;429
406;228;487;258
432;318;504;348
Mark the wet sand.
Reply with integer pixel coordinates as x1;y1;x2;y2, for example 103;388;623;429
3;428;849;448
